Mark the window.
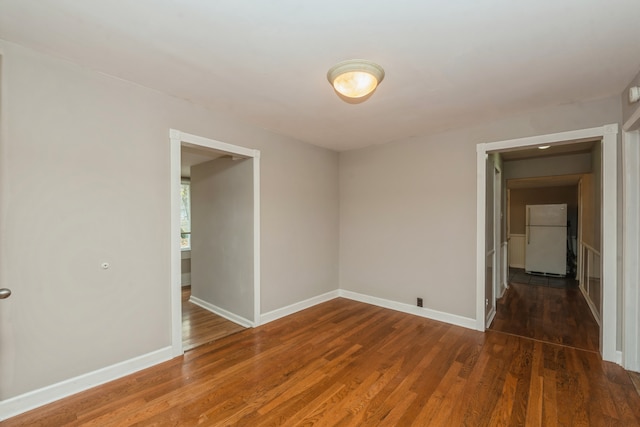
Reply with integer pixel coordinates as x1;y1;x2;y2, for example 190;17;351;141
180;181;191;250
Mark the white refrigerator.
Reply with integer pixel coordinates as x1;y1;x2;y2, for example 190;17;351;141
525;203;567;276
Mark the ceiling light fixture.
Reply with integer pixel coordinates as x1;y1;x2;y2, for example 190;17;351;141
327;59;385;99
538;146;550;150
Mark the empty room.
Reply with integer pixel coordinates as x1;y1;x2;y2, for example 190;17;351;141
1;1;640;425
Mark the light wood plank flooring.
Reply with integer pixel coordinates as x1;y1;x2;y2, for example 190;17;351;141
5;298;640;426
182;286;245;351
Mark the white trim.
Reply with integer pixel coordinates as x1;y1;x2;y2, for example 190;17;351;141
189;296;253;328
622;128;640;371
170;132;182;357
582;242;600;256
253;151;262;326
174;130;256;158
500;241;508;297
260;289;477;330
623;106;640;132
600;124;617;362
181;272;191;286
170;129;261;357
577;178;583;282
476;124;619;363
476;145;487;331
487;247;496;326
485;306;496;329
492;162;502;325
340;290;477;330
479;126;608;151
0;347;173;421
260;290;340;324
579;281;601;326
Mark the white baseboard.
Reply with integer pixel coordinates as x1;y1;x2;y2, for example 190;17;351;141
615;350;623;366
486;306;496;329
181;272;191;286
0;346;174;421
498;283;508;299
579;284;601;326
338;290;477;330
0;288;487;421
260;290;340;324
189;296;254;328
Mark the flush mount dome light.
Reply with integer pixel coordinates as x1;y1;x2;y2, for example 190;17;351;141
327;59;385;99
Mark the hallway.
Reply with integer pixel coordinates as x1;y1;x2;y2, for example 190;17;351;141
489;269;599;352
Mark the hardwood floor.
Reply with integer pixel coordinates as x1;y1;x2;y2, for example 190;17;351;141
490;281;599;352
182;286;245;351
5;298;640;426
508;268;578;289
630;371;640;397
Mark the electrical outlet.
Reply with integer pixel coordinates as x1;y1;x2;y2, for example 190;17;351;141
485;298;489;307
417;297;423;307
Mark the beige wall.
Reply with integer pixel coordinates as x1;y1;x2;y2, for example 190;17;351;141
339;95;621;319
0;37;626;402
0;41;339;399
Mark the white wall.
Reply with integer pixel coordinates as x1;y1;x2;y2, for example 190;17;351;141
0;40;339;400
339;96;621;320
191;157;254;322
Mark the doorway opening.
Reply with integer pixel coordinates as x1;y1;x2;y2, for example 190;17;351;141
170;129;261;356
496;172;599;351
476;124;619;363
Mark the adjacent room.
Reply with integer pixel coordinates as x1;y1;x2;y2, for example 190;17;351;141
489;142;601;353
180;146;248;351
1;1;640;424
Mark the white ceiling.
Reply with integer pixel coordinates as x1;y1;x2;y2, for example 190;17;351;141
1;0;639;152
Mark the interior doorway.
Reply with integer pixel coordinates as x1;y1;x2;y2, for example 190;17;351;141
476;124;619;363
170;129;261;357
179;145;249;350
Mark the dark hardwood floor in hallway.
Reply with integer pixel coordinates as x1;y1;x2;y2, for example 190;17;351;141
182;286;245;351
6;298;640;426
489;269;599;352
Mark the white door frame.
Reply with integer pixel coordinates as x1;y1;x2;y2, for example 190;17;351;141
622;108;640;371
493;164;503;301
476;124;619;363
169;129;261;357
